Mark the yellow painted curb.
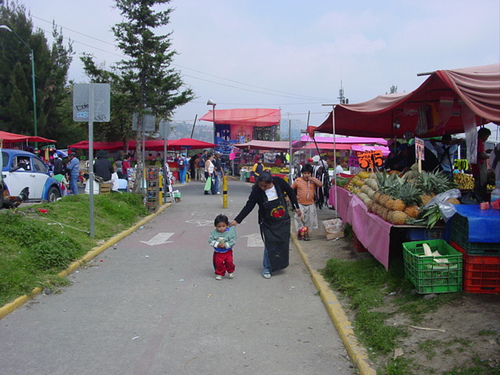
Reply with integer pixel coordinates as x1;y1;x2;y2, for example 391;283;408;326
0;202;172;320
292;234;376;375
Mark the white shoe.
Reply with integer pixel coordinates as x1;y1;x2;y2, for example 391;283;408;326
215;275;223;280
262;273;271;279
228;273;234;279
217;192;220;194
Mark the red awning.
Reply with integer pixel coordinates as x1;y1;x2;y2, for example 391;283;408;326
234;140;290;150
0;130;56;144
167;138;216;150
309;64;500;138
200;108;281;126
68;141;125;150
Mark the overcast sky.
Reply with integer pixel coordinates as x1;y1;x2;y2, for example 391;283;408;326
21;0;500;128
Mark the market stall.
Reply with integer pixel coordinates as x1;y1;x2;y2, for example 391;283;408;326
309;65;500;269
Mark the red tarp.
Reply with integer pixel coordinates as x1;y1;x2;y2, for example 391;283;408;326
167;138;216;150
128;139;216;151
294;135;388;147
234;140;290;150
68;141;124;150
309;64;500;138
68;138;216;152
0;130;56;145
200;108;281;126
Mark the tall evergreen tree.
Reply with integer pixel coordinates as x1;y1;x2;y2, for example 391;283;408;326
0;1;75;146
112;0;194;192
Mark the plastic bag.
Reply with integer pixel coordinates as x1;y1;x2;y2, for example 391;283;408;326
423;188;462;222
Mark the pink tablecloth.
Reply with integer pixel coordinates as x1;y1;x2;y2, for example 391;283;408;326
329;186;392;270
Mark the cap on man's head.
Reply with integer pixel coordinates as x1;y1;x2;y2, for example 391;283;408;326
442;134;452;142
182;153;186;156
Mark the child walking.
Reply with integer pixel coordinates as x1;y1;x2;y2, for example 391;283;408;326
291;163;323;237
209;214;237;280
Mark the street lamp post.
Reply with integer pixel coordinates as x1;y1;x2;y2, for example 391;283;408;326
0;25;38;148
207;99;216;146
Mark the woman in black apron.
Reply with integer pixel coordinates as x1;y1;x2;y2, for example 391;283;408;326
230;171;302;278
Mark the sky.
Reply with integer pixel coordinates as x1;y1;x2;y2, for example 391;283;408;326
19;0;500;130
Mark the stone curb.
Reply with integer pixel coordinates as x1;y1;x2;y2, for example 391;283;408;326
0;202;172;320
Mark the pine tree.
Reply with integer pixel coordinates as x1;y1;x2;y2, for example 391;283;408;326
112;0;195;192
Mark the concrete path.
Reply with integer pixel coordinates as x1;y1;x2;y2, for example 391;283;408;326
0;179;358;375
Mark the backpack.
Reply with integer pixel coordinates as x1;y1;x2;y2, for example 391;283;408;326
198;156;205;167
178;158;185;167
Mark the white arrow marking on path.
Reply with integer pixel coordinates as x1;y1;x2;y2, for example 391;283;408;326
140;233;174;246
186;219;213;227
241;233;264;247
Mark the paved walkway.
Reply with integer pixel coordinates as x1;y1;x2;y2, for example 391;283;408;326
0;179;373;375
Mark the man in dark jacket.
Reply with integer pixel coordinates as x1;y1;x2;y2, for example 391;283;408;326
94;150;114;182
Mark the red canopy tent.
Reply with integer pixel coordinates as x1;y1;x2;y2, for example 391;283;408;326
167;138;216;150
234;140;290;150
200;108;281;126
308;64;500;138
68;140;125;150
0;130;56;146
68;138;216;152
128;138;217;151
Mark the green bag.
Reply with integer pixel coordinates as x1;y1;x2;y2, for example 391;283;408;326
204;176;212;191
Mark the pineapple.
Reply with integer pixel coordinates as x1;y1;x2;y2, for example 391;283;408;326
389;210;409;225
404;205;420;218
420;194;433;206
391;198;406;212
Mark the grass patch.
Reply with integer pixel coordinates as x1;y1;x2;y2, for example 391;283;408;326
443;357;500;375
321;255;468;374
0;193;148;306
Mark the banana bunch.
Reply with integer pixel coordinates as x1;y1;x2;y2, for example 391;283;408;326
487;184;496;191
454;173;475;190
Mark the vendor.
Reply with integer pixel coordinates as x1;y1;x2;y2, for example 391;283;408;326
471;127;492;202
400;144;442;174
251;157;264;178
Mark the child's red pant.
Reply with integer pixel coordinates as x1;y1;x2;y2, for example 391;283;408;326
213;250;235;276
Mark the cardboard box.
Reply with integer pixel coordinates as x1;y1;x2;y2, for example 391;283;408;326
323;219;344;240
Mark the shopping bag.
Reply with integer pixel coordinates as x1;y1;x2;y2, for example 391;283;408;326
204;176;212;191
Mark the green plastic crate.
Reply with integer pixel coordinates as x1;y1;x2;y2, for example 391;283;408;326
403;239;462;294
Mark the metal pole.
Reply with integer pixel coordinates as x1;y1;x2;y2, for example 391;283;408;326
89;85;95;238
212;105;216;146
190;114;198;138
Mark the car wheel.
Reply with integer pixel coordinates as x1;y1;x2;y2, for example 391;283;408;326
48;186;61;202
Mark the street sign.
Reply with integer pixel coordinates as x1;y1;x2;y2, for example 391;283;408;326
158;119;171;139
132;112;156;132
73;83;110;122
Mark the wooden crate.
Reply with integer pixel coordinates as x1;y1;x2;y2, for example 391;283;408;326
99;183;112;194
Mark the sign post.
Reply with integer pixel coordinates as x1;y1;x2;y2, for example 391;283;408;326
73;83;111;238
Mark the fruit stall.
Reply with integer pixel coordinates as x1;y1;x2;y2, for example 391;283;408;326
330;170;500;293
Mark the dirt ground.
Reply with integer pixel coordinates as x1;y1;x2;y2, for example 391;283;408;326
298;207;500;374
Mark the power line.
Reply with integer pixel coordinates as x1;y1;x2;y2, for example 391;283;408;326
31;15;333;103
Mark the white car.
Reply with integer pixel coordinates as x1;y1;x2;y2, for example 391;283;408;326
1;149;61;205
